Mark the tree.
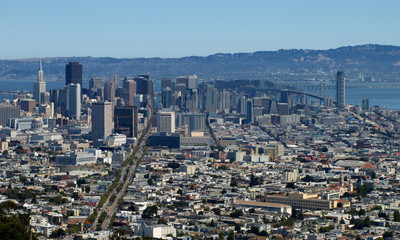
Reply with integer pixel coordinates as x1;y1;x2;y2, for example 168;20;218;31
394;210;400;222
142;205;158;219
218;231;225;240
364;216;371;227
285;182;296;189
230;179;238;187
147;178;154;186
234;223;241;233
209;219;216;227
158;217;168;225
358;209;366;216
50;228;65;238
227;230;235;240
177;189;183;196
249;208;256;213
249;173;262;187
230;209;243;218
249;226;259;235
383;231;393;239
301;175;316;182
72;192;80;200
77;178;86;187
212;208;221;215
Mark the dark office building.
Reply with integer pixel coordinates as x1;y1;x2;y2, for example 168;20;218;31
114;106;138;138
161;77;172;90
66;62;82;86
20;99;36;112
280;89;289;104
148;132;180;149
135;75;154;107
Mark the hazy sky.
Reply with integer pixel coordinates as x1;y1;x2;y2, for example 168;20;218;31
1;0;399;59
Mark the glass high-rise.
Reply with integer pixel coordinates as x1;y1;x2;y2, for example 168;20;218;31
66;62;82;86
336;70;345;108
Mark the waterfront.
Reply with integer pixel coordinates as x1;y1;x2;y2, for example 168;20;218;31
1;80;399;109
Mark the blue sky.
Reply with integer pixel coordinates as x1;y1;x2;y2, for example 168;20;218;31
1;0;399;59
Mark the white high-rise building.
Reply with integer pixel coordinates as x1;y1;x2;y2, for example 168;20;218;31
92;101;113;141
187;75;198;89
157;111;175;133
33;60;46;102
68;83;81;120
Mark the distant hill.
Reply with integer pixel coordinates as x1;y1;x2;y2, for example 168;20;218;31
1;44;400;83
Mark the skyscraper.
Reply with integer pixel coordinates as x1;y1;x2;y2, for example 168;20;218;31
104;81;115;100
362;98;369;110
33;60;46;102
89;77;103;89
92;101;113;141
204;84;218;113
66;62;82;86
161;87;173;108
161;77;172;90
0;103;20;127
336;70;345;108
123;78;136;106
246;99;253;124
176;76;188;89
135;75;154;107
280;89;289;104
237;96;247;114
157;111;175;133
187;75;198;89
114;105;138;138
67;83;81;120
109;74;120;87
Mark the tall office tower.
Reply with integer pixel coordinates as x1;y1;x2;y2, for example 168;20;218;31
157;111;175;133
176;76;188;89
161;87;173;108
362;98;369;110
114;105;138;138
280;89;289;104
50;89;61;109
33;60;46;102
336;70;345;108
123;78;136;106
178;113;206;132
246;99;253;124
301;94;307;105
0;103;20;127
89;77;103;89
66;62;82;86
204;84;218;113
92;101;113;141
104;81;115;100
182;89;199;112
135;75;154;107
109;74;120;87
67;83;81;120
161;77;172;90
187;75;198;89
220;89;230;112
237;96;247;114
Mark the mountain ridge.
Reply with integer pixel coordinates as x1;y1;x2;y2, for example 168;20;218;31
1;44;400;82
